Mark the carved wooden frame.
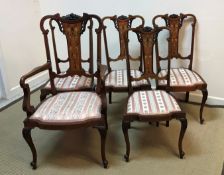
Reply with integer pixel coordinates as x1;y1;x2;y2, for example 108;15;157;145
153;13;208;124
20;13;108;169
40;13;96;100
102;15;147;103
122;26;187;162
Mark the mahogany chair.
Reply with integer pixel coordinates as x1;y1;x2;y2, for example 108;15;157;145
102;15;150;103
153;14;208;124
122;26;188;162
40;13;95;101
20;13;108;169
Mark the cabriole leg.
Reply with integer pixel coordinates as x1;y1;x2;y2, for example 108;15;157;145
178;118;187;159
200;89;208;124
122;121;130;162
98;127;108;168
22;127;37;169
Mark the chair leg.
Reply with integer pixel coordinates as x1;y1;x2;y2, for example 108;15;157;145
109;91;112;104
122;121;130;162
40;89;48;101
98;127;108;168
200;89;208;124
185;92;190;102
22;127;37;169
165;121;169;127
178;118;187;159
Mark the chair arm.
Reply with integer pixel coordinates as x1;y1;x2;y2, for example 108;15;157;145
20;62;51;116
99;64;108;81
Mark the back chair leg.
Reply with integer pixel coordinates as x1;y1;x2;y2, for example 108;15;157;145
185;92;190;102
200;89;208;124
40;89;49;101
22;127;37;169
178;118;187;159
166;121;169;127
109;91;112;104
98;127;108;168
122;121;130;162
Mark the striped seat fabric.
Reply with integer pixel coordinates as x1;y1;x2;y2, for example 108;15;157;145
31;92;101;122
105;69;148;88
127;90;181;115
45;74;92;91
159;68;204;87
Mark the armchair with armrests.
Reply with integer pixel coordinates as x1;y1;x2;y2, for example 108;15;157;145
20;13;108;169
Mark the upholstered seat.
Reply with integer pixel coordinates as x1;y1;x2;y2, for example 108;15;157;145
127;90;181;115
31;92;101;123
159;68;204;87
105;69;148;88
44;74;92;91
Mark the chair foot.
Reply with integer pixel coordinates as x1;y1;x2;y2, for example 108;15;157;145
30;161;37;169
22;127;37;170
122;121;130;162
124;154;129;162
200;89;208;124
97;127;108;168
178;117;187;159
103;160;108;168
179;151;185;159
109;92;112;104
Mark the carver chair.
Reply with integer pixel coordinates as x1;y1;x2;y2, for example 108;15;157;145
153;14;208;124
122;26;187;162
102;15;150;103
40;13;95;101
20;13;108;169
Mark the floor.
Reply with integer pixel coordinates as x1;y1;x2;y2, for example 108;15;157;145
0;91;223;175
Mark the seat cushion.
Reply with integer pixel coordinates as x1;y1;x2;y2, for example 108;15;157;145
30;92;101;122
127;90;181;115
44;74;92;91
159;68;204;87
105;69;148;88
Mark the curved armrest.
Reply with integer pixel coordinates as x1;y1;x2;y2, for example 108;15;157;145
20;62;51;117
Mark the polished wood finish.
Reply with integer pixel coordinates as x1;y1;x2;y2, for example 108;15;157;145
122;26;187;161
40;13;95;100
20;13;108;169
153;13;208;124
102;15;145;103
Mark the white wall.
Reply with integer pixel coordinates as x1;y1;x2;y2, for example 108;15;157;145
38;0;224;104
0;0;47;104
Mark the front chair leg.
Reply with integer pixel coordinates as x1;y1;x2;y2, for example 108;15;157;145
200;89;208;124
178;118;188;159
122;121;130;162
98;127;108;168
22;127;37;169
165;121;169;127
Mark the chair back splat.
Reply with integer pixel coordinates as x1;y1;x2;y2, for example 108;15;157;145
152;14;197;71
125;26;171;95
